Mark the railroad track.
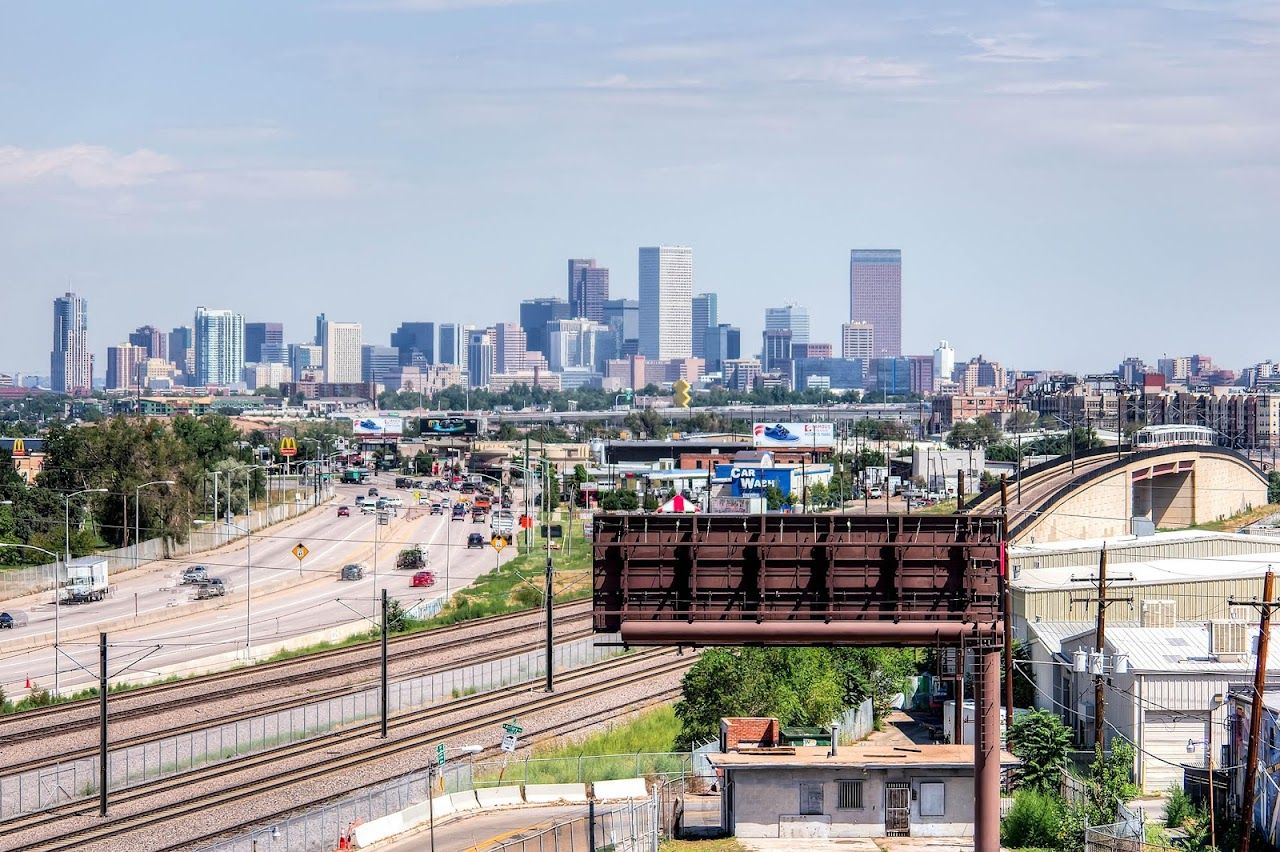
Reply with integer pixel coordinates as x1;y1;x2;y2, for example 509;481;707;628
0;599;593;745
11;651;690;851
0;626;597;778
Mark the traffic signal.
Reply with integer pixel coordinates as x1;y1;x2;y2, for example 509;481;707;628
672;378;691;408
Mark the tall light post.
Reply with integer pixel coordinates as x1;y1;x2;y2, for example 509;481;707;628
134;480;175;571
0;533;60;693
62;487;108;694
194;518;252;658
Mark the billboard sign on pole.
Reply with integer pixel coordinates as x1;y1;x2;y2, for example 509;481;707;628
752;422;834;448
353;417;404;436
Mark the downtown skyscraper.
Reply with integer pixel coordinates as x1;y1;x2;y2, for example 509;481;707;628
568;259;609;323
638;246;693;361
51;291;92;395
849;249;902;357
193;307;245;387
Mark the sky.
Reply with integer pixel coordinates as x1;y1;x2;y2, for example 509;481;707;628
1;0;1277;377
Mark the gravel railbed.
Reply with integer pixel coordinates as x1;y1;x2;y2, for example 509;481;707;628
9;651;689;852
0;607;591;768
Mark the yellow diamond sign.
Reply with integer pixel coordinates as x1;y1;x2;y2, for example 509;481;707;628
490;535;508;552
292;543;309;561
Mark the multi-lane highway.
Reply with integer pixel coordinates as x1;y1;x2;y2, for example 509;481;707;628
0;472;523;698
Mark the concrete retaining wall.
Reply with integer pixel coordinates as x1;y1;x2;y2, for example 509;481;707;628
524;783;589;804
592;778;648;801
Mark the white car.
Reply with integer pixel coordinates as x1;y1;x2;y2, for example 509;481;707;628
385;496;404;508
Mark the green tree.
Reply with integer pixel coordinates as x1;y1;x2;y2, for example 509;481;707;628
1269;470;1280;505
1007;709;1072;791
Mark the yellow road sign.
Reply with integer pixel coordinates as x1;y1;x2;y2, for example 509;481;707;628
490;534;508;552
292;543;309;561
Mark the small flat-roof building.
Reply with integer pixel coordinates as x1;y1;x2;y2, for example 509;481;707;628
709;734;1015;840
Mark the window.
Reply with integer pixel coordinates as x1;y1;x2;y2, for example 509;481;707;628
919;781;945;817
837;780;864;809
799;782;824;815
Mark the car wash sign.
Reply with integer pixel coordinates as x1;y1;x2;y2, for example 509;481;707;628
730;466;793;497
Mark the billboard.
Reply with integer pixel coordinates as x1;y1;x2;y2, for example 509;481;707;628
353;417;404;436
752;421;834;448
419;417;480;437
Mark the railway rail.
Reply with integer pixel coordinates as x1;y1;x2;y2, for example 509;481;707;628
8;651;690;851
0;599;592;746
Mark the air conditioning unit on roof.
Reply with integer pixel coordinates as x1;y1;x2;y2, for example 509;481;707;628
1210;620;1249;661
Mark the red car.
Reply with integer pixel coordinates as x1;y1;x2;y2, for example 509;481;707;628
411;571;436;588
337;506;350;517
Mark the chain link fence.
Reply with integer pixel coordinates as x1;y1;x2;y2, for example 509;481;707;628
0;633;622;819
1085;821;1176;852
473;751;693;788
489;795;662;852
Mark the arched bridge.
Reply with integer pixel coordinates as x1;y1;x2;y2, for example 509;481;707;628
966;445;1269;543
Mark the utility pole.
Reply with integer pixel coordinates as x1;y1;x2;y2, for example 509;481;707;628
1071;545;1133;753
1233;568;1276;852
1001;477;1014;730
380;589;389;739
543;429;554;693
99;631;108;817
956;469;966;513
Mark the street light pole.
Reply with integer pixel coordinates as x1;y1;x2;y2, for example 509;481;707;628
195;518;252;658
0;535;59;694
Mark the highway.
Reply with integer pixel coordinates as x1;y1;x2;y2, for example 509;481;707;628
0;472;526;698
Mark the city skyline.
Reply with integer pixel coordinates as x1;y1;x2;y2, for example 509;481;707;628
3;2;1275;374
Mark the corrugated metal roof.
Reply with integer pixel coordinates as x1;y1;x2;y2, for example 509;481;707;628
1028;620;1095;655
1056;624;1280;674
1012;548;1280;592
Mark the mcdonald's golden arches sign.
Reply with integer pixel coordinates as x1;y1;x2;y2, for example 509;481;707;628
279;436;298;458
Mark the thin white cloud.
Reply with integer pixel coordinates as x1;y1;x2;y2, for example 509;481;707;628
613;41;738;63
0;145;177;189
583;73;709;91
987;80;1108;95
966;35;1072;63
783;56;931;88
0;144;354;205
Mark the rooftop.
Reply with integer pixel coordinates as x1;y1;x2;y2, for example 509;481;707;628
1056;623;1280;674
708;743;1018;770
1011;547;1280;592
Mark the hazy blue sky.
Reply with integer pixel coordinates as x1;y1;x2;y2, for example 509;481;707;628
2;1;1276;376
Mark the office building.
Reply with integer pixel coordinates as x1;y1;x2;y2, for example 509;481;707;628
51;291;92;395
321;321;363;384
850;249;902;357
724;358;762;392
933;341;956;391
129;325;169;362
519;298;571;357
795;343;832;359
390;322;435;367
243;322;283;364
289;343;323;382
691;293;719;358
105;343;146;392
193;307;245;387
639;245;693;360
907;355;935;396
1158;356;1192;384
494;322;529;373
703;324;741;374
794;357;866;392
169;326;193;375
437;323;462;366
467;329;495;388
547;319;606;372
259;343;287;364
761;329;793;374
871;357;912;396
314;313;326;346
361;344;400;383
568;259;610;322
765;303;810;345
602;299;640;357
1118;356;1149;386
242;362;289;391
842;322;875;361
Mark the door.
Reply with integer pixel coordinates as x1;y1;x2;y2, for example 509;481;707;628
885;782;911;837
1143;711;1210;793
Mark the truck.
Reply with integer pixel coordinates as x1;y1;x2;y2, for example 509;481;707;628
61;557;109;604
396;546;428;571
341;468;370;484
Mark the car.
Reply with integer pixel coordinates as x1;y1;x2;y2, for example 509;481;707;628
361;504;375;515
367;486;379;497
411;570;436;588
196;578;227;599
467;532;485;549
867;487;883;499
430;503;443;515
337;505;350;517
340;563;365;581
385;496;404;508
472;510;486;523
354;495;365;505
0;610;29;629
181;566;209;585
451;504;467;521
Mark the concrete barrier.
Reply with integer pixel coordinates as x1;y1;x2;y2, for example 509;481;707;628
352;811;405;848
476;786;524;809
524;783;589;804
449;790;481;812
353;795;455;848
592;778;649;801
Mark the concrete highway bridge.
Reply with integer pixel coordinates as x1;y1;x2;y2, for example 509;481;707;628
966;444;1269;543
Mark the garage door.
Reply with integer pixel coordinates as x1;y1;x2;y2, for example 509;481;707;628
1142;712;1209;793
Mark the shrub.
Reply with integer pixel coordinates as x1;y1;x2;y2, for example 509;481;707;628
1001;788;1063;848
1164;784;1194;828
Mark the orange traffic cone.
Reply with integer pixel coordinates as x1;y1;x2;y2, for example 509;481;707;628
25;675;31;689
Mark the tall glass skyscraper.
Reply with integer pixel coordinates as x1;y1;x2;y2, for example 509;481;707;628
390;322;435;366
850;249;902;357
568;259;610;322
639;246;693;360
51;292;92;395
194;307;245;387
691;293;718;358
437;323;462;365
765;303;810;345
